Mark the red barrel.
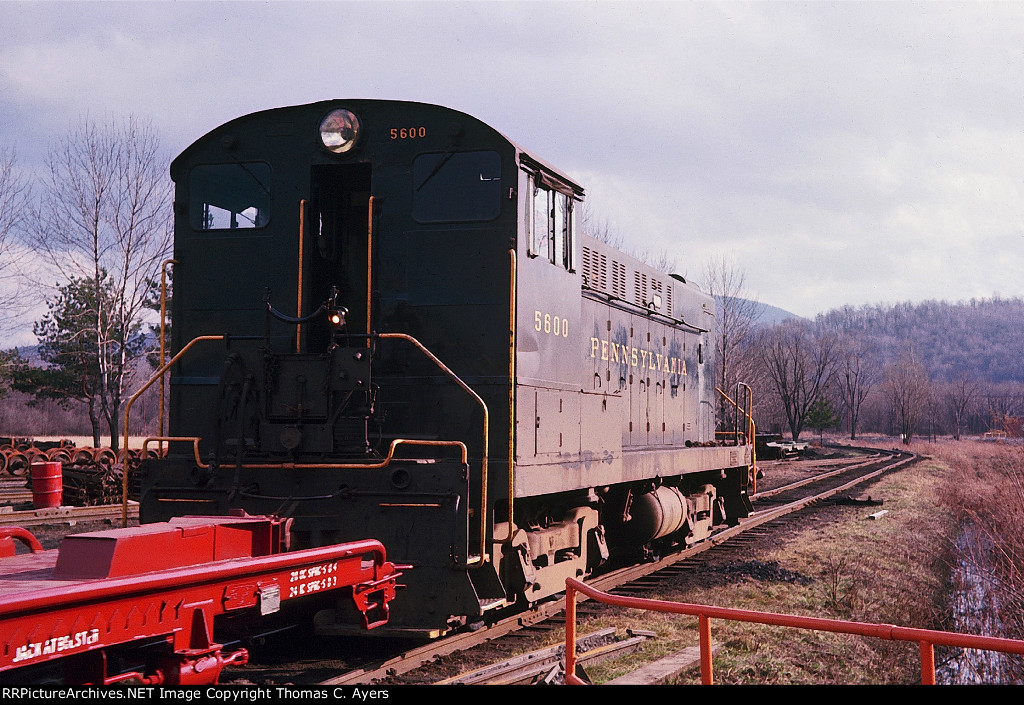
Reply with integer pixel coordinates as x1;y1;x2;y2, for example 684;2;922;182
30;461;63;509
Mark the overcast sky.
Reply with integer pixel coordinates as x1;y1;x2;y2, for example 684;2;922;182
3;1;1024;346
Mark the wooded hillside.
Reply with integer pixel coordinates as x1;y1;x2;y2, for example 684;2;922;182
815;297;1024;384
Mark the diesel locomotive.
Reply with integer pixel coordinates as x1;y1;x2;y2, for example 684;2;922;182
138;100;755;637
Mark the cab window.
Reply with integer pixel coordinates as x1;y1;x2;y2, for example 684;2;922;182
189;163;271;231
412;150;501;222
532;182;553;260
529;176;576;272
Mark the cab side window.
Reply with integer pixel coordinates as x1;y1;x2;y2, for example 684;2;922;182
529;175;576;272
532;181;553;261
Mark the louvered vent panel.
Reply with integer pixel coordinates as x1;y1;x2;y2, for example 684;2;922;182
582;247;608;290
611;261;627;299
649;278;663;310
634;271;649;306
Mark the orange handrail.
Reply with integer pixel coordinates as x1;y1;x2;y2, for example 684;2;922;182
564;577;1024;685
716;383;757;493
122;335;226;526
158;258;177;440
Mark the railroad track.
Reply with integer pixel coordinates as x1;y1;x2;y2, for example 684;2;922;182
0;502;138;529
247;444;915;686
7;446;903;686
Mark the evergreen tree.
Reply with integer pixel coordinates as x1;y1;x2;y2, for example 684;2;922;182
805;397;840;443
8;273;146;446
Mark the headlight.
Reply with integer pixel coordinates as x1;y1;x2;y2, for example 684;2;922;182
319;109;361;154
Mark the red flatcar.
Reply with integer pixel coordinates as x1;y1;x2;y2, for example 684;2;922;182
0;514;401;684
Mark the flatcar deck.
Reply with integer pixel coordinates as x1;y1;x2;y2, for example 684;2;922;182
0;514;402;685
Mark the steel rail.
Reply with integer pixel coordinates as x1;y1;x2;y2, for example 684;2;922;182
0;503;139;528
741;450;915;526
752;452;885;500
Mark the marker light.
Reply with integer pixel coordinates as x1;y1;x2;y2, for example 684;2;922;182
319;109;361;154
327;306;348;327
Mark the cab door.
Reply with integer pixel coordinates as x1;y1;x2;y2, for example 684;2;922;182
306;163;372;353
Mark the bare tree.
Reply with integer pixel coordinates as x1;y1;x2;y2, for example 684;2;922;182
758;320;839;441
580;201;679;273
580;200;626;249
702;256;761;428
943;375;979;441
836;335;877;440
982;382;1024;435
0;148;31;335
884;350;931;444
29;116;171;450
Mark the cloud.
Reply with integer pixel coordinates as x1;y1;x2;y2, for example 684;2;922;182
2;0;1024;330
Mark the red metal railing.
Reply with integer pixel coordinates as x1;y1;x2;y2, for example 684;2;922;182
564;577;1024;685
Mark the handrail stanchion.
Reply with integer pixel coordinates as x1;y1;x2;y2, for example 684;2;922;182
920;641;936;685
565;581;579;684
699;614;714;684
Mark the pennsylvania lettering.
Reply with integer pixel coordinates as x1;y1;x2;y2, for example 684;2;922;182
588;337;687;376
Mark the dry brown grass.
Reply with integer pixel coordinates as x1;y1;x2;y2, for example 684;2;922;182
927;440;1024;682
400;439;1023;684
578;447;963;684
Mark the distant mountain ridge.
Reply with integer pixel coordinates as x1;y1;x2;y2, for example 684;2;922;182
722;295;1024;385
753;301;804;325
9;298;1022;384
717;297;803;326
